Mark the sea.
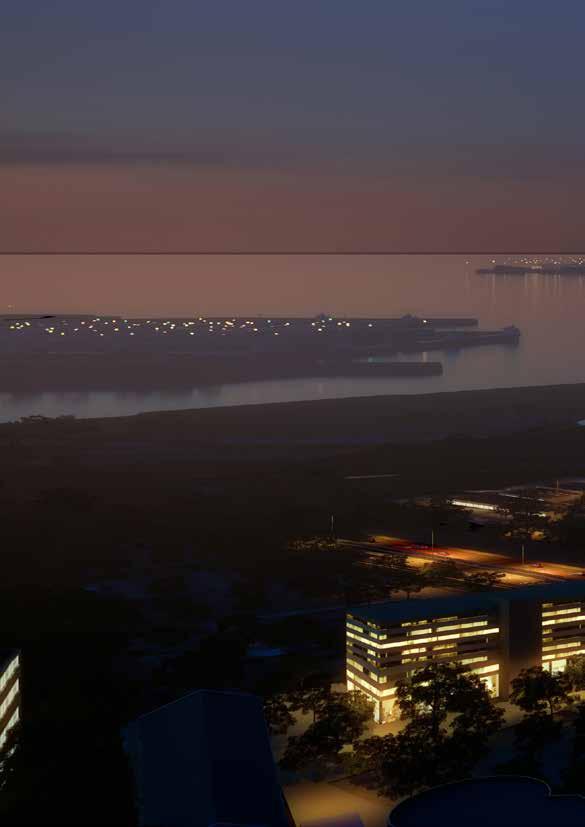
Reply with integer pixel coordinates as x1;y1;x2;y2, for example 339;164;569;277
1;255;584;422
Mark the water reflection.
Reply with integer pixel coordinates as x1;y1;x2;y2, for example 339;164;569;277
1;258;585;422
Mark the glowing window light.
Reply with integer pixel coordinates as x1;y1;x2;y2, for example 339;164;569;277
542;607;581;617
542;614;585;626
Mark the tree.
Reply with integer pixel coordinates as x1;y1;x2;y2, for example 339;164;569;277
508;667;571;763
396;663;502;749
355;664;503;797
388;557;426;600
287;673;332;723
280;691;372;771
263;695;296;736
396;663;463;746
423;559;505;592
353;728;447;797
510;667;572;719
462;569;506;591
565;655;585;691
514;710;562;752
422;558;461;587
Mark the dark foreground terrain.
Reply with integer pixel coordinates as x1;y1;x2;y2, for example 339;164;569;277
2;382;585;823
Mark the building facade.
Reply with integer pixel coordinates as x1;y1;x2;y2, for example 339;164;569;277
346;582;585;722
0;651;20;750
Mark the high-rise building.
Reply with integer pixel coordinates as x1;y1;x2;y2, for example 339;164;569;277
346;582;585;722
0;651;20;750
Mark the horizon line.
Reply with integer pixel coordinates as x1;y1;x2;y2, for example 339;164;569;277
0;251;583;256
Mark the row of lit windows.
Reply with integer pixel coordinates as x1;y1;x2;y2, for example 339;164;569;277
542;606;582;618
460;655;489;666
436;620;488;633
347;656;389;683
0;680;18;722
0;655;19;694
542;614;585;627
353;647;490;671
347;661;499;697
0;707;19;750
470;663;499;677
347;670;396;697
402;616;458;627
543;648;585;662
401;652;489;667
542;641;582;652
347;627;500;650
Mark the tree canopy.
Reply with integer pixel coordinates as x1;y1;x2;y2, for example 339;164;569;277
354;663;503;797
510;666;572;719
280;690;372;772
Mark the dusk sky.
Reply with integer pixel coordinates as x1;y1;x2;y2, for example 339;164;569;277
2;1;585;255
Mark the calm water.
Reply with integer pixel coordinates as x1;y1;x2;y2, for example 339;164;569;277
1;256;585;422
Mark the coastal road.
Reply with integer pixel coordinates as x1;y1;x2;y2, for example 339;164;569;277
340;535;585;585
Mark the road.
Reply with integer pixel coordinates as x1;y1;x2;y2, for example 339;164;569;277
340;535;585;586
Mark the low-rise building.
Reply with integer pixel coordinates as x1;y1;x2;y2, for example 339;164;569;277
346;582;585;722
0;650;20;750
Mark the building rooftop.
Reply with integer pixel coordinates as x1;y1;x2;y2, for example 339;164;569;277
124;689;291;827
349;580;585;625
389;776;585;826
348;592;501;625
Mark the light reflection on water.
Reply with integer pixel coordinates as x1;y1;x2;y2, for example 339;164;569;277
1;261;584;422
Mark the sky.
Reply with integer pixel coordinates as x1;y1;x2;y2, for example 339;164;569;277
2;1;585;262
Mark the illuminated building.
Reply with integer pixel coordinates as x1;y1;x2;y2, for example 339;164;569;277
346;582;585;722
0;651;20;750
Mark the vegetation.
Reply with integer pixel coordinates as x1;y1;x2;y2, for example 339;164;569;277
509;667;572;720
280;689;372;772
566;655;585;691
507;666;572;766
353;663;503;797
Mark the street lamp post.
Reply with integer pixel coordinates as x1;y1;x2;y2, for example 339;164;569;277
521;543;526;566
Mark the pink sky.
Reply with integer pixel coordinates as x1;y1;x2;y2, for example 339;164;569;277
1;162;584;254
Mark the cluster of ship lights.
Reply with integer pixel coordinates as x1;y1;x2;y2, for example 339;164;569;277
502;256;585;267
3;316;377;338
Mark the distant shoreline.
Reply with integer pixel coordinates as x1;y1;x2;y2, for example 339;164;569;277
5;382;585;450
0;353;442;392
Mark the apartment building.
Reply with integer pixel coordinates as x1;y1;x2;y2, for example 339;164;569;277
346;582;585;722
0;651;20;750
